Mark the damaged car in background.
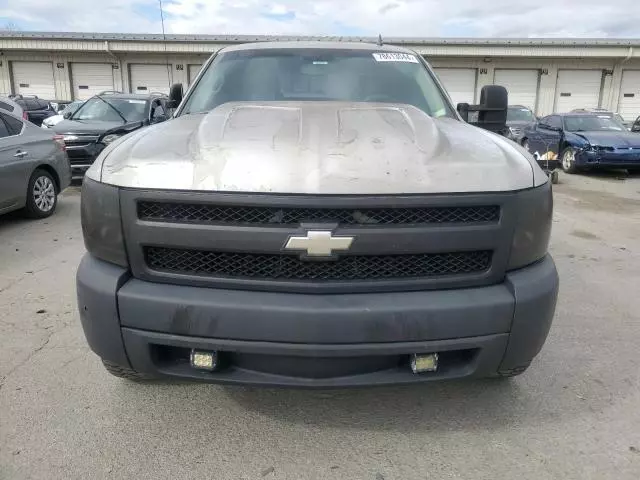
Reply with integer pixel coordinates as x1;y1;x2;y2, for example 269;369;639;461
522;112;640;173
52;92;171;179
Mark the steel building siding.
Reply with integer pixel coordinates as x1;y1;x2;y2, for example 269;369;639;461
554;70;604;112
129;64;173;95
433;68;477;105
494;69;540;112
11;61;56;98
617;70;640;121
71;63;115;99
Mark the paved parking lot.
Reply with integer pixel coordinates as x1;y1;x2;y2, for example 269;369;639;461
1;173;639;480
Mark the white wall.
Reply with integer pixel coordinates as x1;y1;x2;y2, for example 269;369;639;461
1;49;639;121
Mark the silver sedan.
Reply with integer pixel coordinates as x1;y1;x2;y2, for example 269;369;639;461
0;110;71;218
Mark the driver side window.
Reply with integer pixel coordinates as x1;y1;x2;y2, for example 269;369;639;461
540;115;561;130
547;116;562;130
150;100;167;123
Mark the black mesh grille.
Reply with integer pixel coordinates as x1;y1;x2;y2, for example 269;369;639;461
138;202;500;226
145;247;492;281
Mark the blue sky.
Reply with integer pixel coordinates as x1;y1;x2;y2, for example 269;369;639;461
0;1;638;37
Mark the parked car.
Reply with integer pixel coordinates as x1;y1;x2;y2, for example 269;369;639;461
49;100;73;113
0;96;26;120
77;41;558;386
522;112;640;173
10;95;56;126
571;108;631;130
41;101;84;129
52;92;171;179
506;105;536;144
0;110;71;218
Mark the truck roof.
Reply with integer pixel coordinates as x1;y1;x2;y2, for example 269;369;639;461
221;41;417;54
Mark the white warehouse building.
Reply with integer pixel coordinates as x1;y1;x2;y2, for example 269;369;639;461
0;32;639;121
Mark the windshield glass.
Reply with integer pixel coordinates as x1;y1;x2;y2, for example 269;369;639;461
182;48;454;117
507;107;534;122
564;115;626;132
71;97;147;122
61;101;83;116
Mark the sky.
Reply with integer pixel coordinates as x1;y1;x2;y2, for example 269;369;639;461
0;0;639;38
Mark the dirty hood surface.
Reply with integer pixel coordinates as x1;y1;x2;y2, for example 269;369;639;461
97;102;536;194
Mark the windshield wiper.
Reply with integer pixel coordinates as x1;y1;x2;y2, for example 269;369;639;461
95;96;127;123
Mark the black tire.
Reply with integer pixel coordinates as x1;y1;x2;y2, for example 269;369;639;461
101;359;154;381
560;147;579;174
24;169;57;219
495;364;530;378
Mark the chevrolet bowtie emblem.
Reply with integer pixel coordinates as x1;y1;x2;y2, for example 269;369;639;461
284;231;354;257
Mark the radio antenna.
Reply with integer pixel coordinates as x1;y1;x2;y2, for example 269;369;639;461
158;0;172;91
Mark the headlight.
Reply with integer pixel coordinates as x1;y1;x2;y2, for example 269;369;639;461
101;134;122;145
81;178;128;267
507;181;553;270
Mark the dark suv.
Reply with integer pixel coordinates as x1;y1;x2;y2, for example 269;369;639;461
10;95;55;126
52;92;171;179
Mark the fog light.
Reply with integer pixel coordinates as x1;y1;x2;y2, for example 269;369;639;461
410;353;439;373
190;349;218;371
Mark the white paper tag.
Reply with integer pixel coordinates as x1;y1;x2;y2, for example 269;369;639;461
127;100;147;104
372;52;419;63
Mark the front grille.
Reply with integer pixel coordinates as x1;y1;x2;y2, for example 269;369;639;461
144;247;492;281
67;154;93;166
138;202;500;226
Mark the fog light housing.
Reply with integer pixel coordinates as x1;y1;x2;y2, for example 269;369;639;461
410;353;439;373
190;350;218;371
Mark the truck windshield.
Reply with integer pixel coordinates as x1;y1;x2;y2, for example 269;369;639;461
71;97;147;122
181;48;454;118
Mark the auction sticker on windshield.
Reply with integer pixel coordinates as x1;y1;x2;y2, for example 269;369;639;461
372;52;419;63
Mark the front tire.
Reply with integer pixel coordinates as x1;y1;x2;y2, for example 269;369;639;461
495;363;530;378
102;360;154;381
561;147;579;174
24;169;57;218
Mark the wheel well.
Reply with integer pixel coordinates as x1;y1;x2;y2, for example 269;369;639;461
33;164;60;193
559;141;571;154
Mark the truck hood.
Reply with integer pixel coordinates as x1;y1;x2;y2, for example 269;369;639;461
93;102;540;194
52;119;126;136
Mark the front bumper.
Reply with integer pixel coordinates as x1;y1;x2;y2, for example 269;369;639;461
577;150;640;169
77;254;559;387
65;141;104;179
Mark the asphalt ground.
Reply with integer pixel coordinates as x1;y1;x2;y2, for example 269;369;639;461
1;171;639;480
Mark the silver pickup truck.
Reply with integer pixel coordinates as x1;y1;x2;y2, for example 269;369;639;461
77;42;558;387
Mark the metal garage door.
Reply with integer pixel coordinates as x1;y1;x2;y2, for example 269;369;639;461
554;69;603;113
71;63;115;100
188;64;203;87
617;70;640;122
129;64;172;95
11;62;56;99
494;69;539;112
433;68;477;106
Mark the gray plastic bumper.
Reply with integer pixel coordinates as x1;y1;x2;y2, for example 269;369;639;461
77;254;558;386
